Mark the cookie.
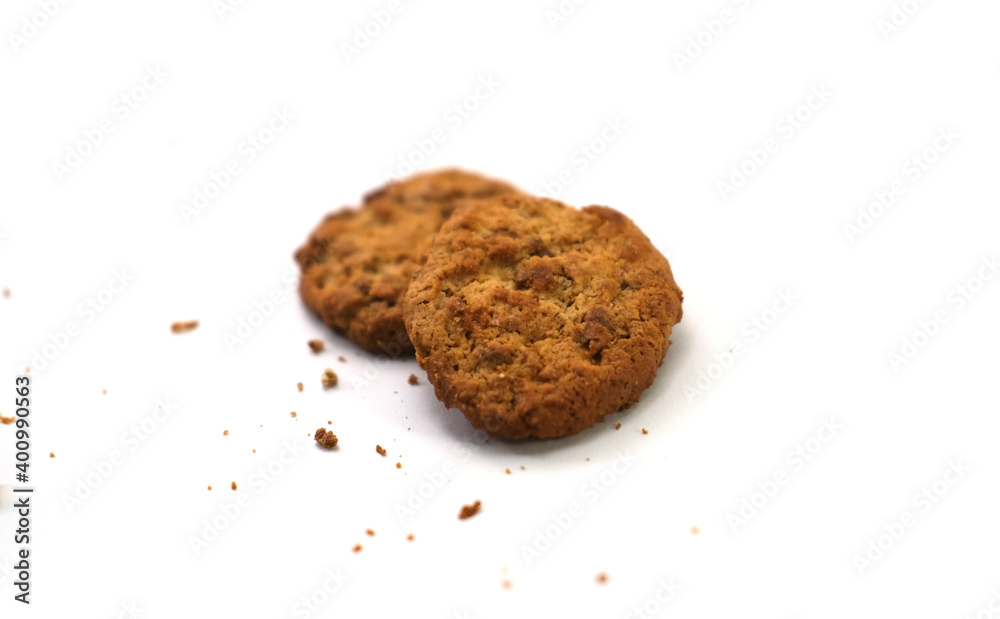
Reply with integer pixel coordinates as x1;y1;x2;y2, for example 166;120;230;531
403;194;683;439
296;170;519;354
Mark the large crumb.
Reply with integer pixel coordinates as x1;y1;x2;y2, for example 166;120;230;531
171;320;199;334
308;340;325;353
642;428;648;435
1;415;15;425
314;427;338;449
408;374;419;385
322;368;338;388
459;500;482;520
376;445;387;456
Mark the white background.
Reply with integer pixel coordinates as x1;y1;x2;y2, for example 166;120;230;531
2;0;999;617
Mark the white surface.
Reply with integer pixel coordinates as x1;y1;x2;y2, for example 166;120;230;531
2;1;999;617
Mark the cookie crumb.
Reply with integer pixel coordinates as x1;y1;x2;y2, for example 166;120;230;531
396;462;402;469
102;389;107;395
297;382;303;392
49;452;55;458
308;340;325;353
207;486;212;491
408;374;419;385
314;427;338;449
170;320;199;334
615;423;621;430
690;526;700;535
596;573;608;584
1;415;15;425
502;580;513;590
322;368;338;388
642;428;648;435
376;445;387;456
231;481;237;490
520;466;525;470
338;355;347;362
252;449;256;453
290;411;297;418
459;500;482;520
505;468;511;474
366;529;375;537
223;430;229;436
1;288;9;298
352;544;362;553
407;533;414;542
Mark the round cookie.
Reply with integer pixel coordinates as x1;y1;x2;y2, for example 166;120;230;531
403;194;683;439
296;170;519;354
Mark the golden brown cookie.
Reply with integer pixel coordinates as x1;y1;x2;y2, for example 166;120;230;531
403;194;683;439
295;170;518;354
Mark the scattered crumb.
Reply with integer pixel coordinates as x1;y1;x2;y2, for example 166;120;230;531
231;481;237;490
297;382;303;392
102;389;107;395
408;374;419;385
170;320;199;334
520;466;525;470
505;468;511;474
308;340;325;353
459;500;482;520
223;430;229;436
407;533;414;542
642;428;648;435
690;526;700;535
322;368;338;388
2;288;9;298
352;544;362;553
376;445;387;456
207;486;212;491
1;415;15;425
615;423;622;430
314;427;338;449
252;449;256;453
396;462;402;469
586;458;590;461
49;452;55;458
338;355;346;362
366;529;375;537
596;573;608;584
502;580;513;590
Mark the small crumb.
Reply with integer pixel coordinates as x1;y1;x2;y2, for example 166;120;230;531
314;427;339;449
290;412;297;419
376;445;387;456
297;382;303;392
231;481;237;490
520;466;525;470
505;468;511;474
396;462;402;469
223;430;229;436
171;320;199;334
615;423;621;430
2;288;9;298
322;368;338;388
502;580;513;590
459;500;482;520
407;533;414;542
642;428;648;435
102;389;107;395
327;420;332;425
252;449;256;453
1;415;15;425
352;544;362;553
408;374;419;385
308;340;325;353
49;452;55;458
366;529;375;537
596;573;608;584
690;526;700;535
338;355;346;362
586;458;590;461
207;486;212;491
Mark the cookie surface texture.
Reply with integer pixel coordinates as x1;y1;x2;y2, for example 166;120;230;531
403;194;683;439
296;169;518;354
